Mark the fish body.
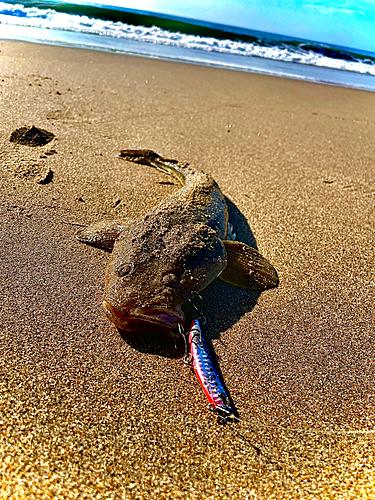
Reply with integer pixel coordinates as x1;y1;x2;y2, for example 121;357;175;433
188;318;235;418
77;150;278;336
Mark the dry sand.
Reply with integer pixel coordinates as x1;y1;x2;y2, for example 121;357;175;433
0;40;374;498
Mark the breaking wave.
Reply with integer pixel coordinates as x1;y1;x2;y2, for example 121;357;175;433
1;1;375;81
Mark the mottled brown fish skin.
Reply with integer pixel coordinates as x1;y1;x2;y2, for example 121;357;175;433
77;150;278;336
103;152;229;334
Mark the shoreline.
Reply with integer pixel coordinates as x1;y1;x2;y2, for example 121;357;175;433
1;25;375;92
1;40;375;498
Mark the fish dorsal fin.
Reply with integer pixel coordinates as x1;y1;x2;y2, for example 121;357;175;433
220;240;279;290
77;219;134;252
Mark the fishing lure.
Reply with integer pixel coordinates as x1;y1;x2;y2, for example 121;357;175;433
187;318;235;419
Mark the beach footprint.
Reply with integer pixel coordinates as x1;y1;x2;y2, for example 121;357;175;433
10;125;55;147
9;125;56;184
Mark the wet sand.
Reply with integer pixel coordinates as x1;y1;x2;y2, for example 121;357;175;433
0;40;374;498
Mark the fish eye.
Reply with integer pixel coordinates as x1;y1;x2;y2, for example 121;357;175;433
116;262;134;277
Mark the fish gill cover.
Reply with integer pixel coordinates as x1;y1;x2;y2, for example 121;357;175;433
1;0;375;78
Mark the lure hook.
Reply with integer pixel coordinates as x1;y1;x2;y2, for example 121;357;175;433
179;323;193;364
187;291;203;317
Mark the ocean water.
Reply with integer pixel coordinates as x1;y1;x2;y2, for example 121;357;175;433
1;1;375;91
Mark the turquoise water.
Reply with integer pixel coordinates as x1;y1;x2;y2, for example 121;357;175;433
1;1;375;91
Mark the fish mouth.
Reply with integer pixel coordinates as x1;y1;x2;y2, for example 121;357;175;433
102;301;185;335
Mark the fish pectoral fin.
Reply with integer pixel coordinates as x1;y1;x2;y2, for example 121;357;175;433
220;240;279;290
76;219;133;252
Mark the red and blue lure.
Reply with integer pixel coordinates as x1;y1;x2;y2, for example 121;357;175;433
187;318;235;419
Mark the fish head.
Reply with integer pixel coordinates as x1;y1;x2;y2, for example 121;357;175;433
102;255;187;337
102;218;227;336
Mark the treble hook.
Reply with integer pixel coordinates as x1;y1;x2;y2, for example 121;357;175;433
198;315;207;326
191;291;203;301
178;323;185;337
187;291;204;318
179;323;192;364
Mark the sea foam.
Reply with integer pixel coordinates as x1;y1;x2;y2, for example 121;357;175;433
1;1;375;87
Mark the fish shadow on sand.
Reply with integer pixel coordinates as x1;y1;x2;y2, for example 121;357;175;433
201;198;261;340
119;197;262;358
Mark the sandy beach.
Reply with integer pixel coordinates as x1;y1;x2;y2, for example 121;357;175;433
0;40;374;498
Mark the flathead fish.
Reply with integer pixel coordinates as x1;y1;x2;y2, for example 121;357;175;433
77;150;278;337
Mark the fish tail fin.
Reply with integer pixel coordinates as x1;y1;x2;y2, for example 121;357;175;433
119;149;188;185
